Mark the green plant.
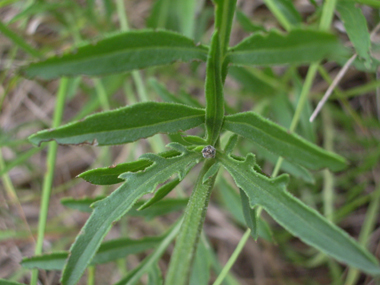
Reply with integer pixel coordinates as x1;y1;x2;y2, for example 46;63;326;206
1;0;380;284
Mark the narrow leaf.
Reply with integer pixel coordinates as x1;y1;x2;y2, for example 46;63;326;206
236;10;266;33
0;279;26;285
29;102;205;147
61;144;201;285
138;178;181;210
148;263;163;285
263;0;302;30
78;149;180;185
240;189;258;240
219;152;380;276
21;236;163;270
23;30;208;79
226;29;341;66
114;220;182;285
205;31;224;146
337;0;371;64
223;111;347;171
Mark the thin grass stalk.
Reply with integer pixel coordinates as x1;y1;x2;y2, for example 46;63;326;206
30;78;69;285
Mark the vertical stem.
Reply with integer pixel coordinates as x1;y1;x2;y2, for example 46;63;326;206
322;109;334;221
212;228;251;285
165;159;218;285
344;184;380;285
30;78;69;285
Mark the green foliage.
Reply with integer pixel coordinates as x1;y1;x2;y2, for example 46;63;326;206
29;102;205;146
226;29;342;66
218;151;380;276
223;111;347;171
23;30;208;79
10;0;378;284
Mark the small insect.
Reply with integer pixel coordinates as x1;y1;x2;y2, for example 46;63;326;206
202;145;216;159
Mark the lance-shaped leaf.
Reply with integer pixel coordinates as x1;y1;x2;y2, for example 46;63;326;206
218;152;380;276
263;0;302;30
226;29;341;66
29;102;205;147
223;111;347;171
23;30;208;79
337;0;371;64
78;149;180;185
61;143;202;285
21;235;162;270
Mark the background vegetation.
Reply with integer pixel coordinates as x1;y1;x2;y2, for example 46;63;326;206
0;0;380;284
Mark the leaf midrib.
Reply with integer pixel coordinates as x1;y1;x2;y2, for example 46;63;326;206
35;46;208;67
43;112;204;138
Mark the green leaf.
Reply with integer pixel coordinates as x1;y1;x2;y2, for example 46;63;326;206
223;111;347;171
0;20;41;58
29;102;205;147
337;0;371;64
205;31;224;146
226;29;341;66
263;0;302;30
23;30;208;79
21;236;163;270
138;178;181;210
114;220;182;285
254;143;315;184
78;149;180;185
218;152;380;276
0;279;26;285
61;196;105;213
217;177;274;242
189;238;211;285
60;144;201;285
228;66;277;97
129;198;189;220
240;189;258;240
235;10;266;33
148;263;163;285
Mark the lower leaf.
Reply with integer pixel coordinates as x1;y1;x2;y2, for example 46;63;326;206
60;143;201;285
218;152;380;276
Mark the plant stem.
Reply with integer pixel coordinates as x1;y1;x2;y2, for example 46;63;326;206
165;159;218;285
30;78;69;285
212;228;251;285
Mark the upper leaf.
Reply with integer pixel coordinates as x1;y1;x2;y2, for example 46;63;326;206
29;102;205;147
337;0;371;64
218;152;380;276
223;111;347;171
61;143;202;285
23;30;208;79
226;29;341;66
